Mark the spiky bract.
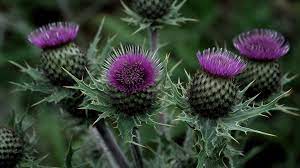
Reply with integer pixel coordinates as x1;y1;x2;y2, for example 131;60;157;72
233;29;289;61
132;0;174;20
109;85;158;116
41;42;87;86
237;60;281;101
197;48;246;78
0;127;24;168
105;45;161;115
187;71;239;118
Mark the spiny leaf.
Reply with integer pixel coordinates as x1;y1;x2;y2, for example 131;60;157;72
117;117;137;142
225;90;291;123
32;88;72;106
63;68;100;100
10;81;53;94
9;61;46;81
92;111;112;126
220;122;275;137
86;18;105;60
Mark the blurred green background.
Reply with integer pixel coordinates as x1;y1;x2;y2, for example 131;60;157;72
0;0;299;167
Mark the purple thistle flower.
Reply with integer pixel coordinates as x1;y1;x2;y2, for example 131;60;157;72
197;48;246;78
106;45;161;94
233;29;290;60
28;22;79;49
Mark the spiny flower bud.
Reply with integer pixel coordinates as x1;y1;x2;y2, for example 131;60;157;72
28;22;87;86
131;0;174;20
0;127;24;168
187;48;246;118
105;45;162;116
233;29;289;100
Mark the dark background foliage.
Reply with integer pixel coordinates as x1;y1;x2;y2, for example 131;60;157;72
0;0;299;167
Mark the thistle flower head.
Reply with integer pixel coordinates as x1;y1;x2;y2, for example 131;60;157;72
106;45;161;94
233;29;290;60
131;0;174;20
197;48;246;78
28;22;79;49
0;127;24;167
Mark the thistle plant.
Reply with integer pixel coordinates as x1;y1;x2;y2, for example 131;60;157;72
166;47;295;168
7;2;298;167
65;44;171;167
12;20;132;168
233;29;290;101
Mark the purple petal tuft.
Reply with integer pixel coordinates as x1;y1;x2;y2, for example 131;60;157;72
197;48;246;78
107;45;160;94
233;29;289;60
28;22;79;49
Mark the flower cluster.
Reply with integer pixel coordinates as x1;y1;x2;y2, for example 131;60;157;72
5;1;296;168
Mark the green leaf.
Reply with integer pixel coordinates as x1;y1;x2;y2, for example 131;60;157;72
10;81;53;94
32;88;73;106
65;138;79;168
117;117;137;142
9;61;47;81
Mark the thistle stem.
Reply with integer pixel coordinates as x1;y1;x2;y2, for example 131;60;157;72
149;27;166;134
131;127;144;168
94;119;130;168
149;27;158;52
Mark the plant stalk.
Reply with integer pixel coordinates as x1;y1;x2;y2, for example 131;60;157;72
149;27;158;52
131;127;144;168
94;119;130;168
148;27;166;134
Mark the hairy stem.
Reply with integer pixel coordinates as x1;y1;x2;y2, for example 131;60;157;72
94;119;130;168
131;127;144;168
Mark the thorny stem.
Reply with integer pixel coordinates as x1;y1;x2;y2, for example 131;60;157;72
131;127;144;168
94;119;130;168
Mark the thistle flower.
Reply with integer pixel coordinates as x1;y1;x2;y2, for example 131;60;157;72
28;22;87;86
187;48;246;118
0;127;24;168
105;45;161;116
233;29;289;100
131;0;174;20
233;29;289;61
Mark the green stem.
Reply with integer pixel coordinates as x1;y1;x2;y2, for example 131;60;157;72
131;127;144;168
